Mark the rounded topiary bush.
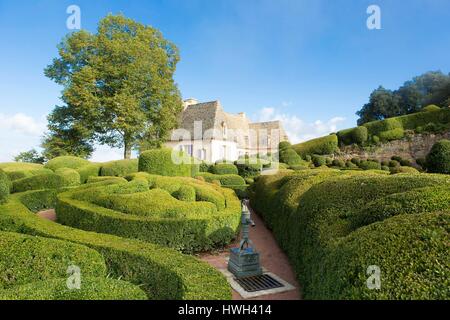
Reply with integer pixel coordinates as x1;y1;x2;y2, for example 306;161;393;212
425;139;450;174
0;169;10;204
100;159;138;177
45;156;90;171
138;148;194;177
0;231;106;289
352;126;368;144
55;168;81;186
280;148;303;166
359;160;382;171
209;163;238;175
332;159;345;168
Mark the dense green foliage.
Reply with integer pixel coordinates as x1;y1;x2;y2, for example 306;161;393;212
139;148;195;177
250;171;450;299
45;156;90;171
0;277;147;300
55;168;81;186
0;231;106;289
425;139;450;174
77;164;101;183
56;176;241;252
13;149;45;164
209;163;238;175
100;159;139;177
44;14;182;158
356;71;450;125
0;163;53;181
196;172;245;186
12;173;69;193
292;134;338;157
0;189;232;299
0;169;10;204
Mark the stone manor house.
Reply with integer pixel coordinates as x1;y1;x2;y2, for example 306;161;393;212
165;99;289;163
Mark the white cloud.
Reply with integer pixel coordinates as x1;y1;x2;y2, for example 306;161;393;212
0;113;46;136
255;107;345;144
89;145;138;162
0;113;47;162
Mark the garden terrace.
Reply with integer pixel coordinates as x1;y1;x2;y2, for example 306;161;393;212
250;170;450;299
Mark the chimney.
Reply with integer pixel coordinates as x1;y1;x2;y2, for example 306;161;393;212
183;98;199;110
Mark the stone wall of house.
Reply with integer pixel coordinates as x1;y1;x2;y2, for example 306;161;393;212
335;131;450;165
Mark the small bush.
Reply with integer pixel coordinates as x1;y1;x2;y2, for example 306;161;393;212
100;159;138;177
400;159;412;167
358;160;381;170
389;160;400;168
279;141;292;151
0;169;10;204
173;185;196;202
390;166;419;174
351;158;361;165
345;161;358;169
45;156;90;171
425;139;450;174
138;148;194;177
381;165;390;171
199;162;211;173
209;163;238;175
332;159;345;167
279;148;303;166
312;155;326;167
55;168;81;186
372;135;380;144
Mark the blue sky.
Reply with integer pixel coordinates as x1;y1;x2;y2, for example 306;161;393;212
1;0;450;161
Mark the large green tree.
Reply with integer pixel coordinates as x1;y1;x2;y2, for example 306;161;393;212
357;71;450;125
45;14;182;159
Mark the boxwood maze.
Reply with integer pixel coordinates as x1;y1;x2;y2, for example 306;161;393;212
0;187;233;299
56;175;241;253
250;170;450;299
0;159;237;300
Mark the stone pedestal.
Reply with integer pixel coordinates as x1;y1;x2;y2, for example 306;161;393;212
228;247;262;278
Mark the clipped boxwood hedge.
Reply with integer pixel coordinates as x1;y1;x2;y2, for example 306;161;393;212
55;168;81;186
12;173;69;193
0;277;147;300
0;163;53;182
77;164;100;183
0;231;106;289
56;176;241;252
196;172;245;186
292;134;338;157
45;156;90;171
209;163;238;175
0;191;232;300
139;148;196;177
250;171;450;299
0;169;9;204
100;159;139;177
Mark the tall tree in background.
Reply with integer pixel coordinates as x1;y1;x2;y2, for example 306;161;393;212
357;71;450;125
44;14;182;159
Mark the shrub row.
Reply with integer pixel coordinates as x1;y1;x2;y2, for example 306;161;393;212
12;173;70;193
0;169;9;204
0;189;232;299
209;163;238;175
292;134;338;157
100;159;139;177
56;176;241;252
0;277;147;300
250;171;450;299
196;172;246;186
139;148;197;177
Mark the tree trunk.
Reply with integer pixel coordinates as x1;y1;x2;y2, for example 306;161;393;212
124;140;132;159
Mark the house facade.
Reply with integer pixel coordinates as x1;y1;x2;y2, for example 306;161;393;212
165;99;289;163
